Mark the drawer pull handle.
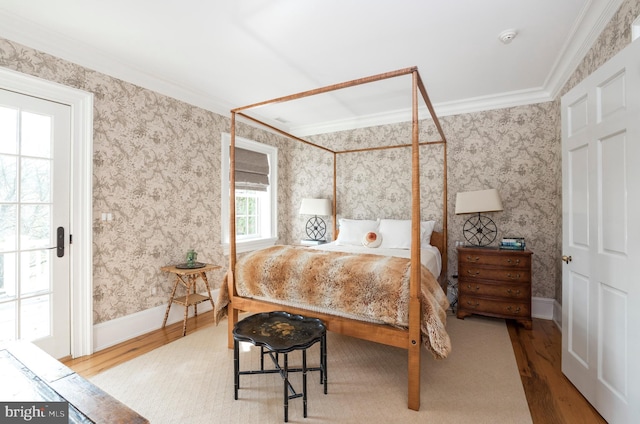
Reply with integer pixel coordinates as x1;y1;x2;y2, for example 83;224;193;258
506;273;521;280
506;289;521;295
466;256;480;262
506;306;521;314
466;301;480;308
506;258;521;265
466;270;480;276
466;284;480;291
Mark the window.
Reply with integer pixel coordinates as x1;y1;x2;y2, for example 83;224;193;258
235;190;260;239
221;133;277;254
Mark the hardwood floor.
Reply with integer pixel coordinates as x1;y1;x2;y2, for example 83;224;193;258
63;312;216;378
63;312;606;423
506;318;606;424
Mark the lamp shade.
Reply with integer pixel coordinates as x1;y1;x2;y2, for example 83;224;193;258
299;198;332;216
455;189;503;214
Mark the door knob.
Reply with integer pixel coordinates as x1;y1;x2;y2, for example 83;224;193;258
562;255;572;264
56;226;65;257
45;227;65;257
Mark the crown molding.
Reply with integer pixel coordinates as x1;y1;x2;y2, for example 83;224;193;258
291;0;625;135
0;10;233;118
0;0;625;136
291;87;554;136
545;0;625;100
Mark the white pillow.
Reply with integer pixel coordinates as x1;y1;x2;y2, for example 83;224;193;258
378;219;412;249
362;231;382;248
377;219;437;249
421;220;436;245
336;219;379;246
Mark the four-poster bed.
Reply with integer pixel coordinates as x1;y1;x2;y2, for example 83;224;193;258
218;67;449;411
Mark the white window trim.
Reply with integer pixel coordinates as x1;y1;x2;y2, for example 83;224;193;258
633;14;640;41
221;133;277;255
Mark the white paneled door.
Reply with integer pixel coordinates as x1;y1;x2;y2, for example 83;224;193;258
561;39;640;423
0;89;71;359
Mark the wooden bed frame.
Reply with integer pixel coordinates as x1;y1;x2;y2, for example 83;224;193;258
226;67;448;411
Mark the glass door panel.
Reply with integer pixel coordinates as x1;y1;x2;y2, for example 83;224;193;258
0;301;16;341
21;294;50;340
0;91;70;358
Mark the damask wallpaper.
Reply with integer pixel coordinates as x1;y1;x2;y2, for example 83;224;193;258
309;104;559;300
0;38;299;324
0;0;637;325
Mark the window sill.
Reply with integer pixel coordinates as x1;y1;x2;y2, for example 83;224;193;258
222;237;277;255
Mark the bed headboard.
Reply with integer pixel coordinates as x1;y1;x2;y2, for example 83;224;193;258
430;231;444;256
430;230;448;291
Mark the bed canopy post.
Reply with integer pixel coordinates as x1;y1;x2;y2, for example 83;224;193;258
229;112;237;266
332;152;337;240
407;69;423;411
442;136;448;280
416;76;448;285
227;112;239;348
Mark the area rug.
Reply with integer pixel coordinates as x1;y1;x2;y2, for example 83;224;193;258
90;313;532;423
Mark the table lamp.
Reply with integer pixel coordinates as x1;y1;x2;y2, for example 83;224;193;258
299;198;332;241
455;189;503;247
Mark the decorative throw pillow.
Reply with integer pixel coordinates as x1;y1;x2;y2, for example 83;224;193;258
362;231;382;248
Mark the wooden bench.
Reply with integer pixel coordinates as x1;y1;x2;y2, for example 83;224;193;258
0;341;148;423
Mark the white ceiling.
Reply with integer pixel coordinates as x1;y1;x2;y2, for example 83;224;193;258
0;0;624;135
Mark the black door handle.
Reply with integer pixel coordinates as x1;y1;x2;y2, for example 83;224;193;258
57;226;64;258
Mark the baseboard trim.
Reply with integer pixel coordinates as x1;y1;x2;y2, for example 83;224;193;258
553;300;562;331
532;296;555;320
93;289;219;352
94;291;559;352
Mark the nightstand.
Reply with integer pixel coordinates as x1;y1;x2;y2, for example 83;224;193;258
456;246;532;329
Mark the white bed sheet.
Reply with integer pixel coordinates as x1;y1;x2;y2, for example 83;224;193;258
309;241;442;278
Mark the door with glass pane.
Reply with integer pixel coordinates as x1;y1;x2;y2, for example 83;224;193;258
0;89;71;359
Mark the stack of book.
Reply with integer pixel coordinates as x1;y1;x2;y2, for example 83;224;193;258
500;237;525;250
300;239;327;246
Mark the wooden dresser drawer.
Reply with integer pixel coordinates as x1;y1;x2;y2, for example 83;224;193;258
459;264;530;283
458;295;531;318
459;251;531;269
458;281;529;299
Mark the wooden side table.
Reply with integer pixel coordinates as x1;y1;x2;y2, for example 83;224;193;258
160;263;220;336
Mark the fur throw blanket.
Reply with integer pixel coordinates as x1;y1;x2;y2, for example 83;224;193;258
216;245;451;359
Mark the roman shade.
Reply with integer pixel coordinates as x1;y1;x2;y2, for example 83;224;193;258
234;147;269;191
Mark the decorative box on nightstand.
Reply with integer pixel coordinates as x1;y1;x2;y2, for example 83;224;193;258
456;246;532;329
